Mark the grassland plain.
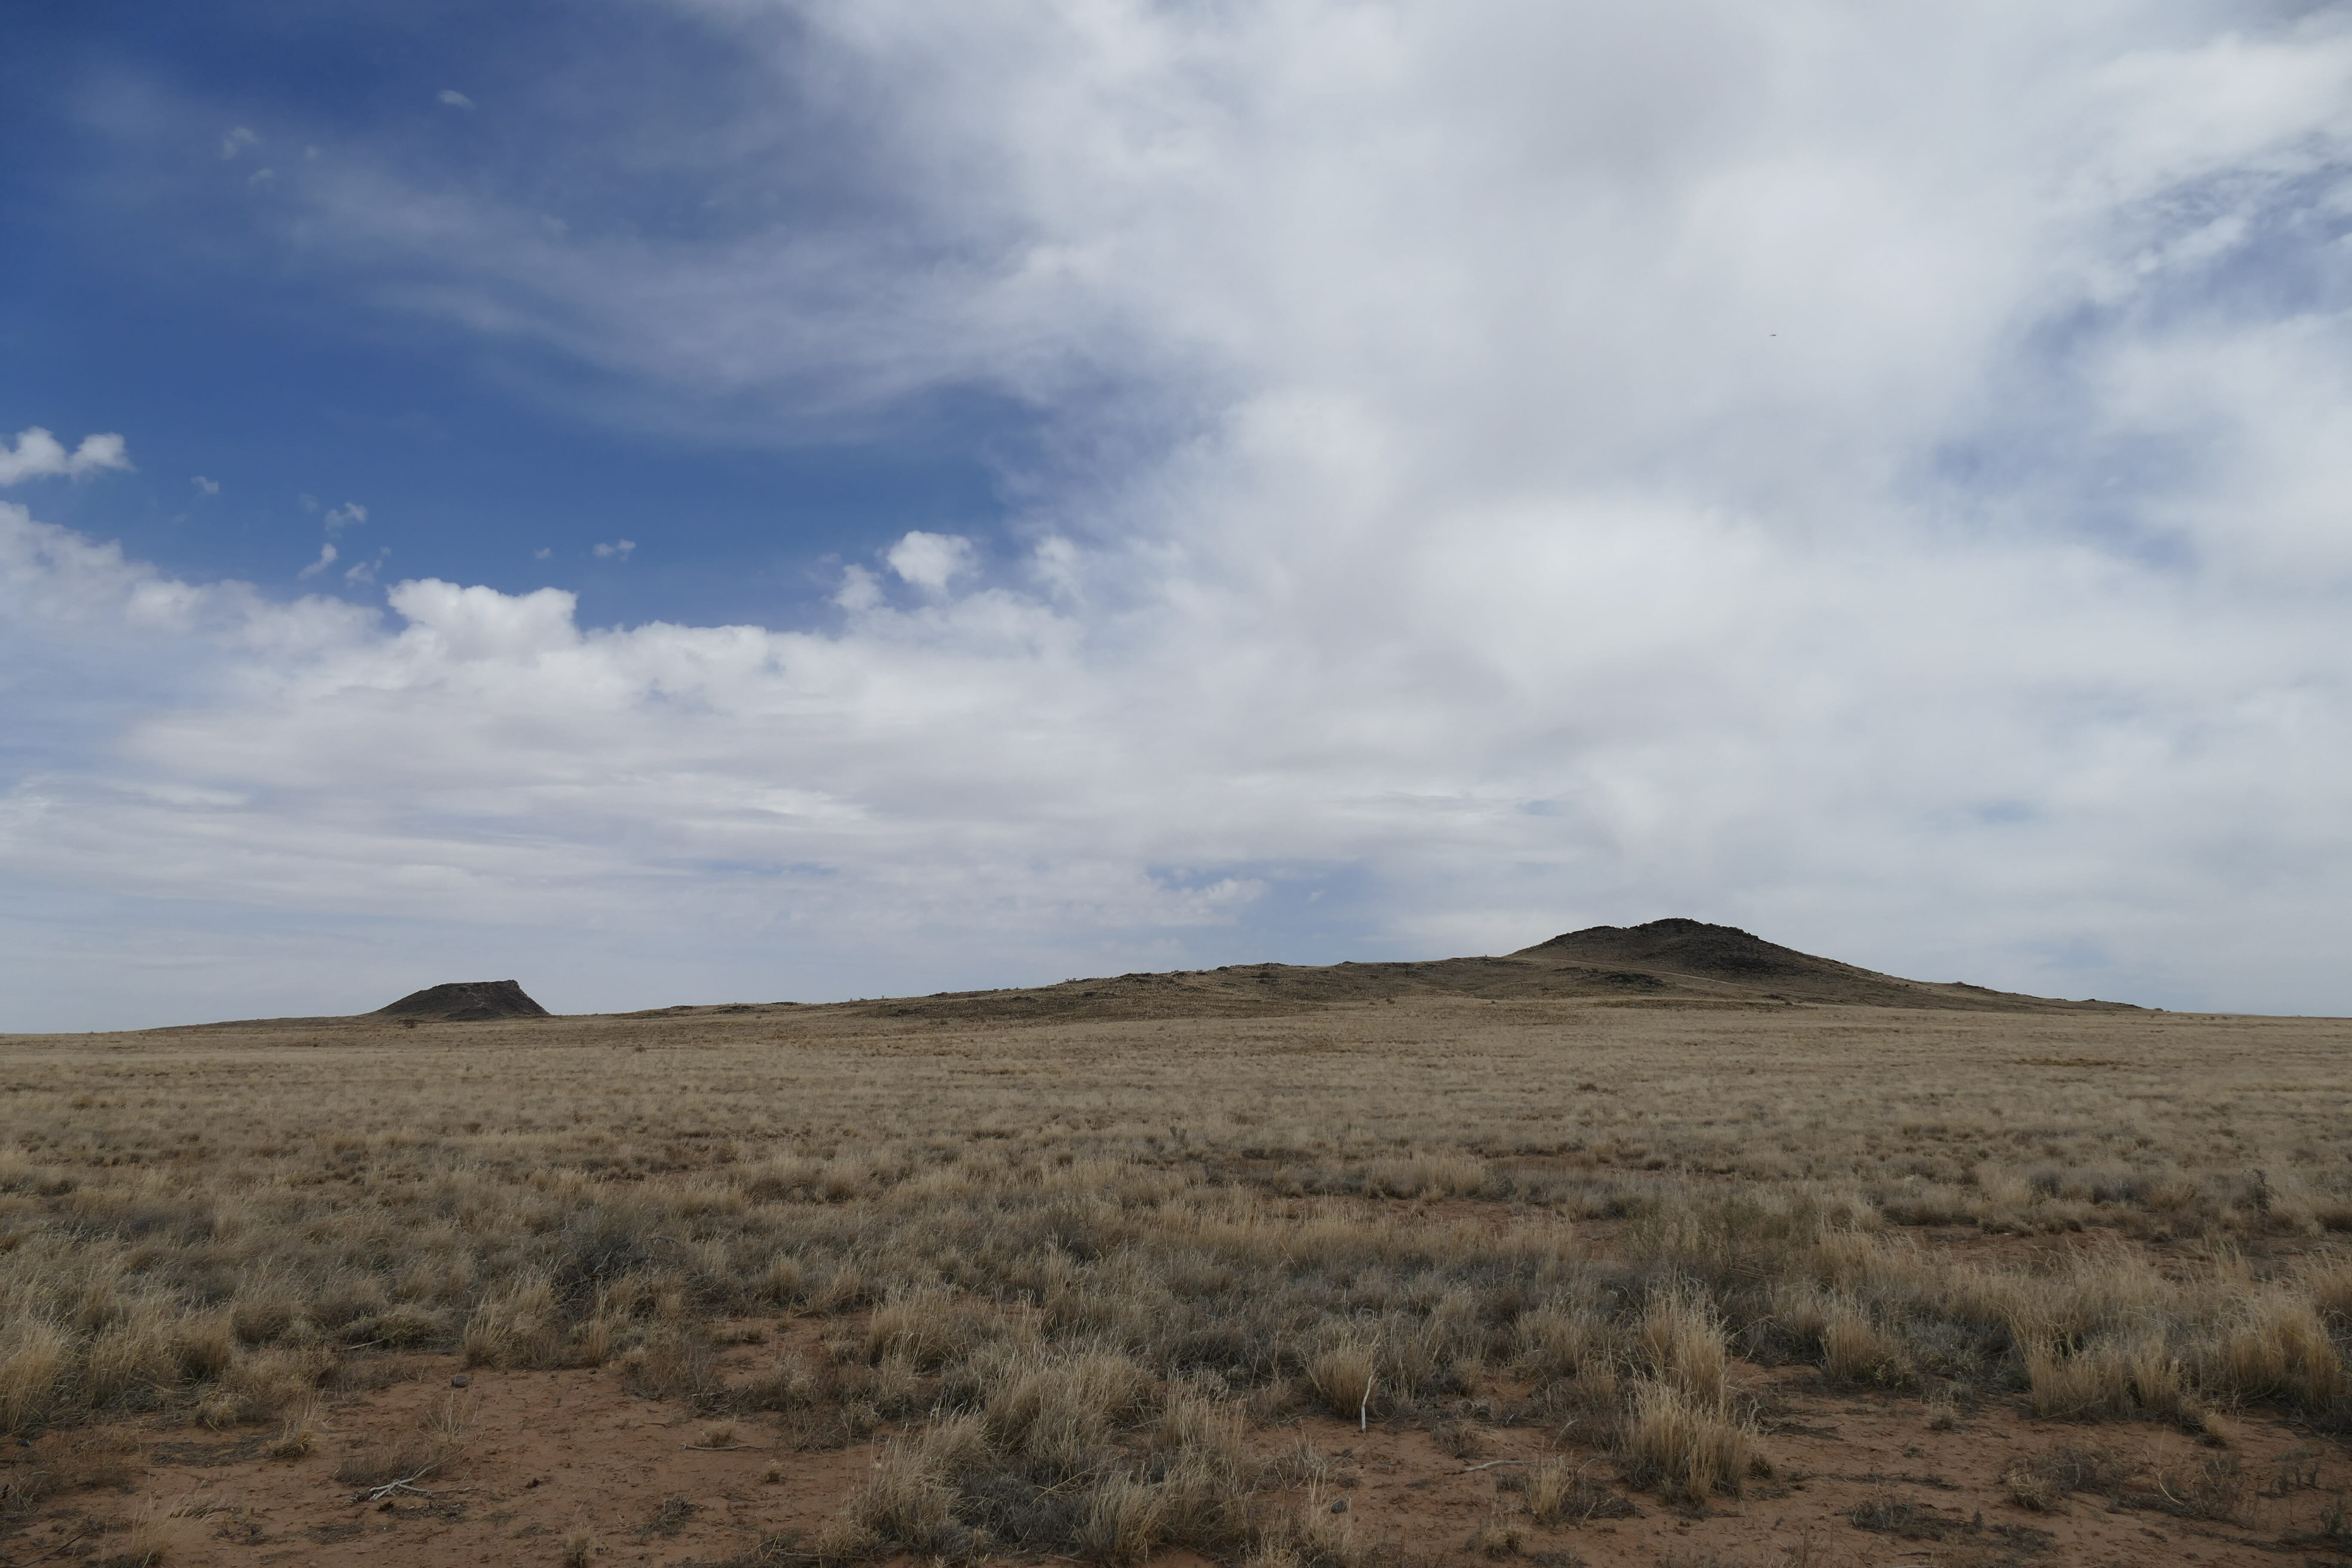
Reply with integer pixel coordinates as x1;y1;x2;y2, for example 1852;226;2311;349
3;988;2352;1568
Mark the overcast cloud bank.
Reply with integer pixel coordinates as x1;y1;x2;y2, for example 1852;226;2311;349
6;1;2352;1026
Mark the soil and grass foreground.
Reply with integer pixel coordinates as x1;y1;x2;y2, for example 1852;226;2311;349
4;960;2352;1567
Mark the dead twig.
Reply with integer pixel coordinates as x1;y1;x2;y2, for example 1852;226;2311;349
8;1524;93;1566
360;1480;476;1504
1460;1459;1527;1472
354;1462;474;1503
1030;1464;1112;1499
682;1443;751;1451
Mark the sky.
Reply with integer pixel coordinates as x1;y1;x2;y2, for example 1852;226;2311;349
4;0;2351;1029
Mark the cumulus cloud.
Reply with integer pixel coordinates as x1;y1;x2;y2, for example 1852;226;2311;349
592;538;635;560
0;428;132;486
219;126;257;159
885;530;975;593
191;475;220;495
8;2;2352;1027
322;502;368;533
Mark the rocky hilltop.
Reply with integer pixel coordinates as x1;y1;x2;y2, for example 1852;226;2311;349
374;980;551;1023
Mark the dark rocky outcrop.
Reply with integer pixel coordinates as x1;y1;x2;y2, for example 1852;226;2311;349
1522;917;1828;980
374;980;550;1023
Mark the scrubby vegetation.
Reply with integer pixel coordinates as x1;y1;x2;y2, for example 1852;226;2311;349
3;997;2350;1560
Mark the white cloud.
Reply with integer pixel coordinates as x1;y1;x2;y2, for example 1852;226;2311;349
295;542;338;579
885;530;975;593
0;429;132;486
592;539;636;560
833;563;882;612
219;126;257;160
438;89;475;109
323;502;368;533
191;475;220;495
9;3;2352;1026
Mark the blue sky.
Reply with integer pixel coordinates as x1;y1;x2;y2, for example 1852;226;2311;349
5;1;2352;1027
1;0;1033;629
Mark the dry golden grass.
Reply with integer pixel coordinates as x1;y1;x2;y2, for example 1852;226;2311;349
1619;1378;1768;1505
103;1498;163;1568
1524;1452;1643;1529
3;993;2351;1559
260;1394;324;1459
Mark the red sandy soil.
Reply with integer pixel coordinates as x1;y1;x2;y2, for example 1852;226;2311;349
12;1325;2347;1568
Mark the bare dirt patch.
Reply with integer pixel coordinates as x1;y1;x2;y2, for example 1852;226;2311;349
16;1351;2348;1567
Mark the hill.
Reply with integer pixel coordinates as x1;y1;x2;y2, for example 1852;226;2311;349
793;916;2138;1025
374;980;551;1023
134;920;2133;1032
144;978;554;1033
1510;917;2118;1010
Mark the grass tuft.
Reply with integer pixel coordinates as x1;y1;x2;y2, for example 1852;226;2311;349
0;1318;74;1436
1618;1377;1768;1505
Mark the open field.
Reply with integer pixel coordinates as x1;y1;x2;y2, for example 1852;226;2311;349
5;987;2352;1567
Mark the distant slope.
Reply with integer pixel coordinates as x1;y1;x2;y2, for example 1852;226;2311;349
124;920;2135;1032
144;979;554;1033
809;916;2136;1024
